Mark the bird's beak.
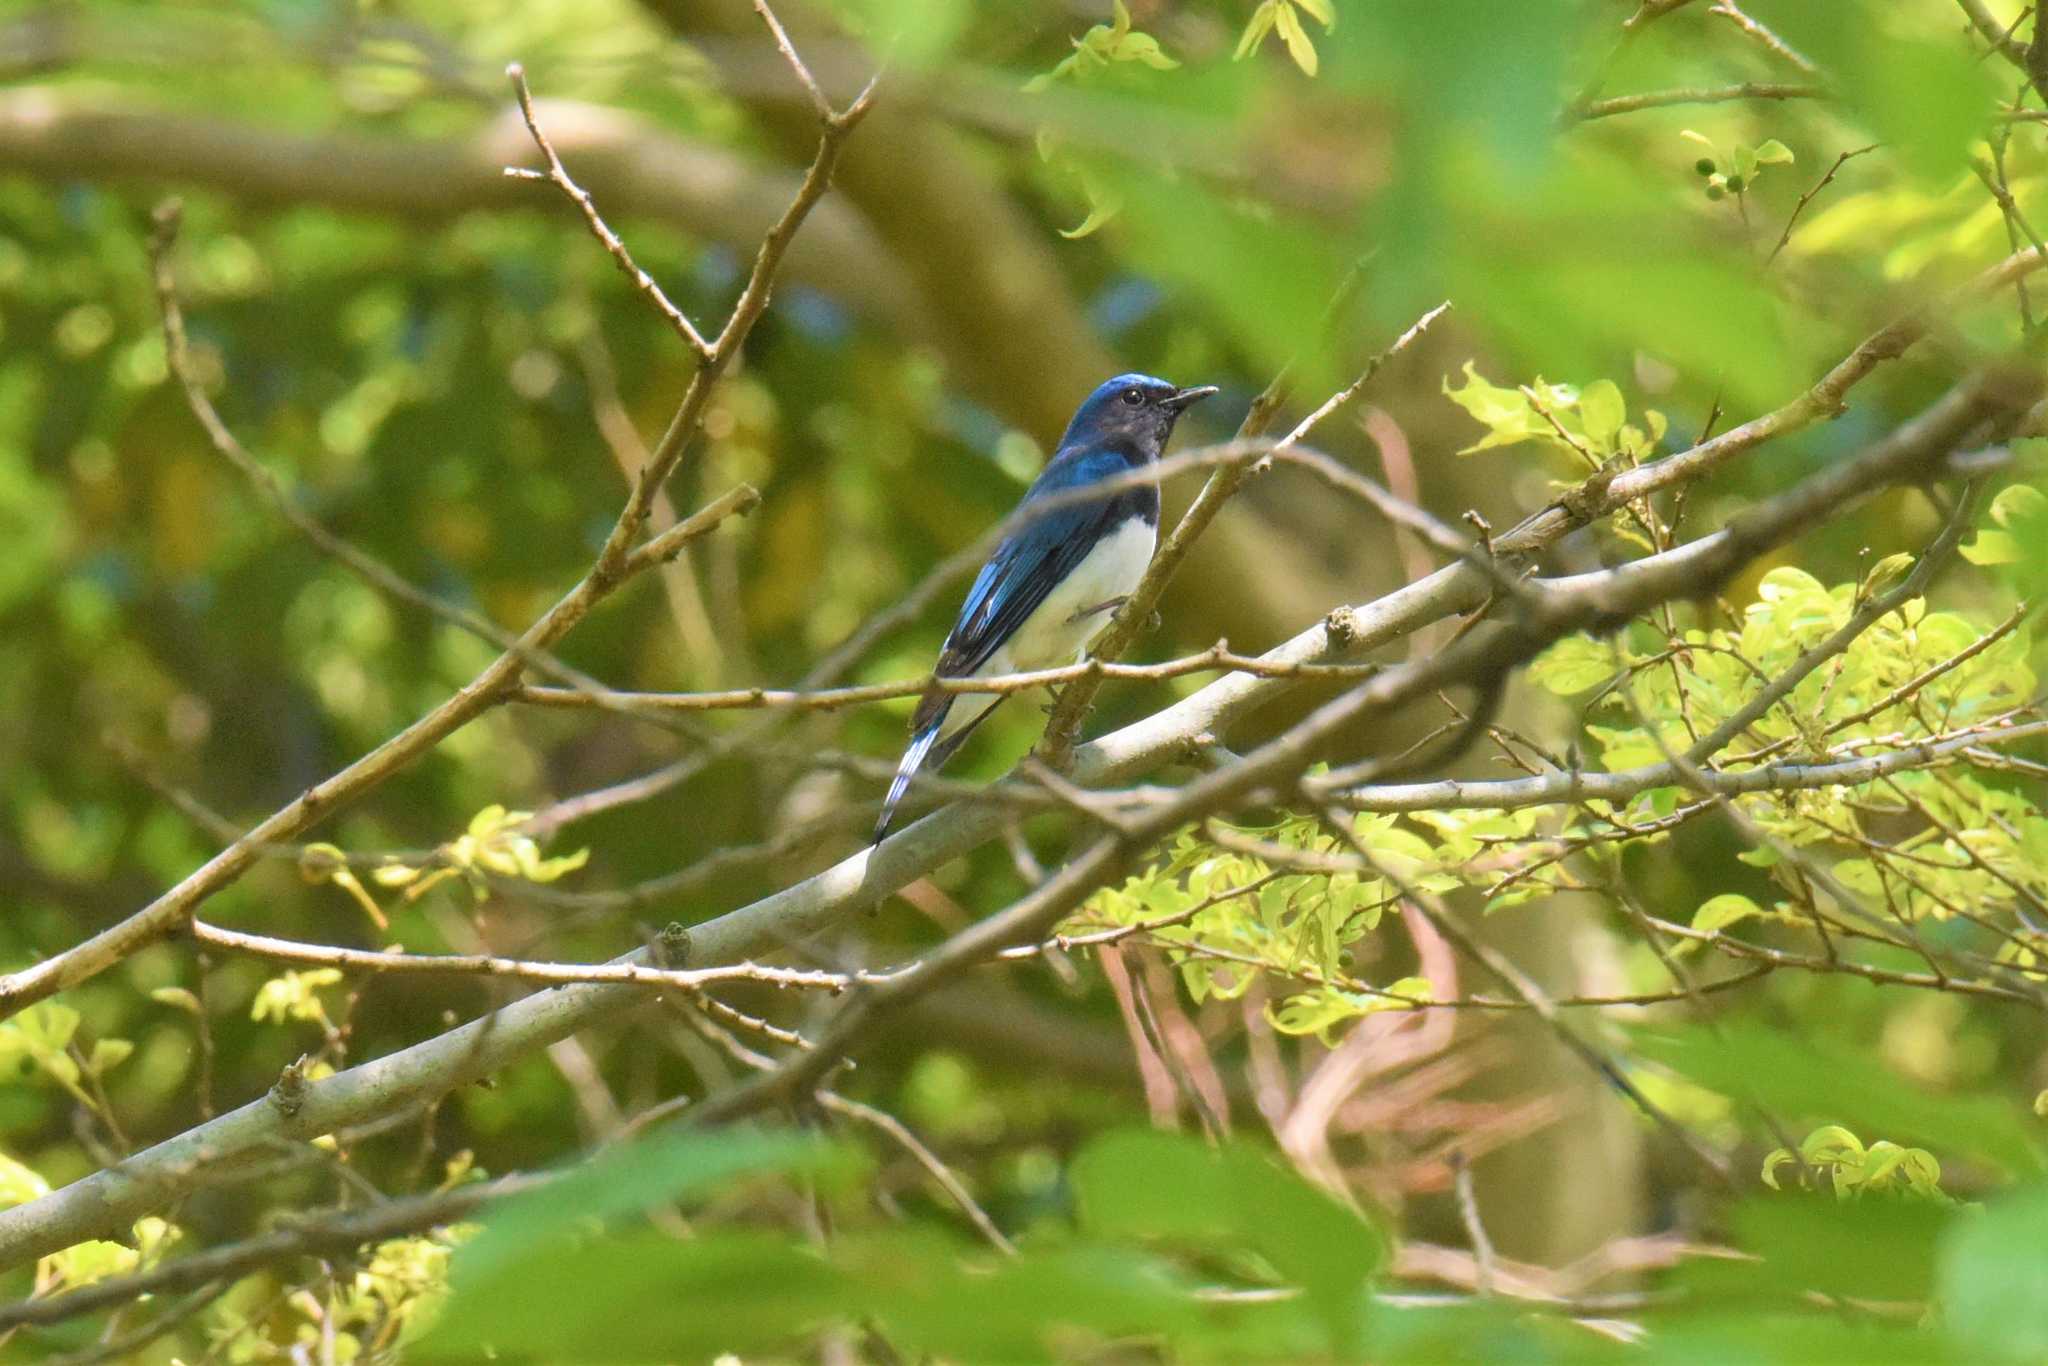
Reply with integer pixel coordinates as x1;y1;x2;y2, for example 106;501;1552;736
1163;384;1220;412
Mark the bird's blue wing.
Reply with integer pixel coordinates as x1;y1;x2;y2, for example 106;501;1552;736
934;445;1133;683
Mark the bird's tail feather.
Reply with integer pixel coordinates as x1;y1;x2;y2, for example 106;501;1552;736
873;693;1010;844
925;695;1000;771
873;722;943;845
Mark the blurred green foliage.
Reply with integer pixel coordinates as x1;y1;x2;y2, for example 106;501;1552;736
1;0;2047;1359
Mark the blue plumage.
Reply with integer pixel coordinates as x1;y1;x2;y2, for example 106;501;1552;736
873;373;1217;843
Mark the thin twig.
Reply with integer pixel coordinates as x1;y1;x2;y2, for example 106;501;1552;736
816;1091;1016;1256
1450;1152;1497;1298
1767;144;1879;266
1567;82;1823;123
504;63;712;359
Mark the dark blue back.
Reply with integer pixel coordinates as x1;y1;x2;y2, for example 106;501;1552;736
930;442;1157;685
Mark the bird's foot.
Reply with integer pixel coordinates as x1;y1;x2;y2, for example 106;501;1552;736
1066;595;1128;626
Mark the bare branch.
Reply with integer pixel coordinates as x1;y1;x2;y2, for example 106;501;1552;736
1957;0;2033;68
187;920;887;993
504;62;713;359
816;1091;1016;1256
1322;717;2048;813
1708;2;1819;73
511;642;1379;714
750;0;835;124
1566;82;1824;123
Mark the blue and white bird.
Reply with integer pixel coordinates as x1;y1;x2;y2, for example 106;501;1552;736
872;373;1218;843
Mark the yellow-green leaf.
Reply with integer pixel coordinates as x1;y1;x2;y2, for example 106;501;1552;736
1528;636;1616;695
87;1038;133;1076
1693;893;1761;934
149;986;201;1014
1061;197;1122;239
1234;1;1278;61
1274;1;1318;76
0;1151;49;1206
1860;552;1915;597
1961;529;2020;566
1579;379;1626;450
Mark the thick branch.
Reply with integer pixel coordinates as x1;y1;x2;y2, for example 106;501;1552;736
0;86;915;328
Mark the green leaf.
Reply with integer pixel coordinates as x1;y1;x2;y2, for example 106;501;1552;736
1072;1129;1381;1351
455;1129;860;1285
1630;1022;2043;1177
1681;1195;1956;1302
1578;378;1626;450
1938;1182;2048;1360
1442;361;1542;454
1753;138;1796;167
1691;893;1760;934
43;1238;140;1290
1962;529;2021;566
1990;482;2047;528
1527;636;1616;695
1060;197;1122;239
1652;1312;1945;1362
851;1233;1208;1360
426;1230;847;1360
1112;170;1348;387
86;1038;132;1076
1842;29;1995;182
0;1151;49;1206
1859;551;1914;596
1114;31;1180;71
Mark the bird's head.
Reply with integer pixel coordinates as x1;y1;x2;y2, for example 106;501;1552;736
1061;373;1220;455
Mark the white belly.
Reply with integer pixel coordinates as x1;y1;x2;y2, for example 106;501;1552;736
939;517;1155;739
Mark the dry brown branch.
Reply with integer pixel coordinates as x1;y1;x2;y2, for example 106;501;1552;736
0;87;912;325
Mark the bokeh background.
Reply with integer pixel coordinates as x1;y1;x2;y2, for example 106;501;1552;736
1;0;2045;1358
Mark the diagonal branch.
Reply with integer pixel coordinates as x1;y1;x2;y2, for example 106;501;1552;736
504;62;713;360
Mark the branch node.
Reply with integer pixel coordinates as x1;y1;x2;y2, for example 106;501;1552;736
269;1055;310;1119
656;922;693;968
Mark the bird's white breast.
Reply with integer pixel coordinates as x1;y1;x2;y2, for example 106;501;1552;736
993;516;1157;675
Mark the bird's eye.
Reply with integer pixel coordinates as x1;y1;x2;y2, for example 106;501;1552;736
1120;388;1144;406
